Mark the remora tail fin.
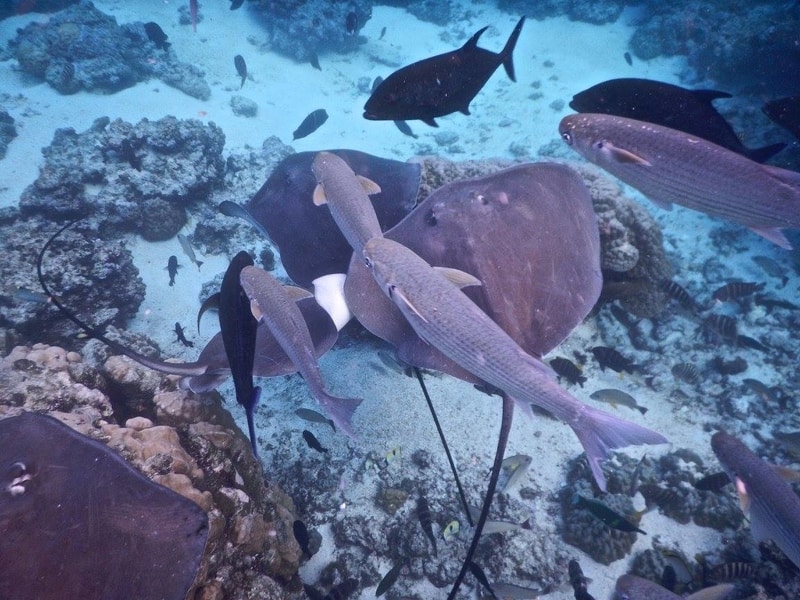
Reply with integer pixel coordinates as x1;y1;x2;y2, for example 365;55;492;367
500;17;525;82
319;393;362;438
572;404;667;491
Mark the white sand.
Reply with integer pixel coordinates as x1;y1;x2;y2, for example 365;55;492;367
0;2;780;599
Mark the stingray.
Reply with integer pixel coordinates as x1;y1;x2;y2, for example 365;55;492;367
37;222;339;406
0;412;208;600
229;150;421;290
344;161;602;380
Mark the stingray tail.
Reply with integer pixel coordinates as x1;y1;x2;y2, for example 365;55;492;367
572;404;667;492
500;17;525;82
319;393;362;438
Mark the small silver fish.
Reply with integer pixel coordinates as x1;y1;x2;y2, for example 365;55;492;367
295;407;335;431
177;233;203;270
496;453;532;493
589;388;647;415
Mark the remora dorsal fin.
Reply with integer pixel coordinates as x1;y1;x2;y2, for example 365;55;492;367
602;141;653;166
433;266;482;288
357;175;382;195
312;183;326;206
284;285;313;301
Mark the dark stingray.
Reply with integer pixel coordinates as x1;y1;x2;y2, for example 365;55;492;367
37;222;339;398
242;149;420;288
344;162;602;383
0;412;208;600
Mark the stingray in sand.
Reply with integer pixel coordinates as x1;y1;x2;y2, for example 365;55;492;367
220;149;421;298
0;412;208;600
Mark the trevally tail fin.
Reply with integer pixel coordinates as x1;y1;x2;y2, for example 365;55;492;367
500;17;525;82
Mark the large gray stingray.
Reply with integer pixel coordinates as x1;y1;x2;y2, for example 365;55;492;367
344;162;602;382
0;412;208;600
244;149;421;288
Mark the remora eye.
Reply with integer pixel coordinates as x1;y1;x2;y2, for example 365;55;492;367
561;131;573;145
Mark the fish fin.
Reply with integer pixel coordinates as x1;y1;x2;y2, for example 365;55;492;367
312;183;327;206
463;26;489;50
356;175;382;195
602;141;653;166
745;142;786;163
284;285;313;301
500;17;525;82
734;476;751;516
460;106;471;116
637;406;648;415
393;287;429;323
433;266;482;288
422;117;438;127
320;393;362;438
761;163;800;190
197;292;220;333
691;88;733;102
246;387;262;458
685;584;736;600
510;396;535;420
248;298;263;321
649;197;673;211
750;226;792;249
572;404;668;492
312;273;351;331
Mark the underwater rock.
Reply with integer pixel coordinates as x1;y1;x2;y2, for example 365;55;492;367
0;109;17;158
19;116;225;240
0;344;303;597
9;1;210;98
412;155;515;204
0;217;145;351
231;95;258;117
252;0;372;62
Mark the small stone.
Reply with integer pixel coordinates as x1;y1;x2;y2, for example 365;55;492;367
125;416;153;430
231;95;257;117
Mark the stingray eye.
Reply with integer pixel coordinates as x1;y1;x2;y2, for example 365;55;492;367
387;284;395;299
594;140;605;150
561;131;573;145
425;209;437;226
363;256;373;269
476;193;488;205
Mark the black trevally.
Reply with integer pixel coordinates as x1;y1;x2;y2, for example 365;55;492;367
293;109;328;140
364;17;525;127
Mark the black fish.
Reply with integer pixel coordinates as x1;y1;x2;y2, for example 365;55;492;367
174;322;193;348
379;26;386;40
376;562;403;597
120;139;142;171
754;294;799;313
659;279;697;311
293;519;313;557
393;120;418;138
345;11;357;35
623;51;632;66
549;356;586;387
364;17;525;127
144;22;170;50
302;429;328;453
292;109;328;140
737;334;769;353
694;471;731;492
166;255;179;286
309;51;321;70
763;96;800;141
230;0;244;9
569;78;786;163
591;346;637;374
219;252;261;457
712;281;765;302
416;496;438;557
572;494;646;534
568;559;596;600
234;54;247;89
467;561;496;599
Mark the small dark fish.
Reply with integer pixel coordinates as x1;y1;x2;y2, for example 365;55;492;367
774;430;800;457
166;255;179;286
590;389;647;414
309;51;321;70
763;96;800;142
379;26;386;40
468;561;496;599
752;255;788;286
743;378;780;404
295;408;335;431
376;562;403;597
701;314;737;342
293;519;313;557
568;559;595;600
694;471;731;492
629;454;647;497
671;362;699;384
754;294;798;313
416;496;438;557
710;355;748;375
712;281;765;302
736;334;768;353
144;22;170;50
230;0;244;9
293;109;328;141
709;562;756;582
639;484;683;510
591;346;638;374
393;120;418;138
364;17;525;126
234;54;247;89
549;356;586;386
623;51;632;66
345;11;357;35
174;322;193;348
572;494;646;534
302;429;328;453
659;279;697;311
120;139;141;171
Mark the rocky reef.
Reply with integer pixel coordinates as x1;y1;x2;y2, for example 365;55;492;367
8;1;210;99
0;343;304;600
19;115;225;240
0;109;16;159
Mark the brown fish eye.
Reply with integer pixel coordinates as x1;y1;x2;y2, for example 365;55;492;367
561;131;573;145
